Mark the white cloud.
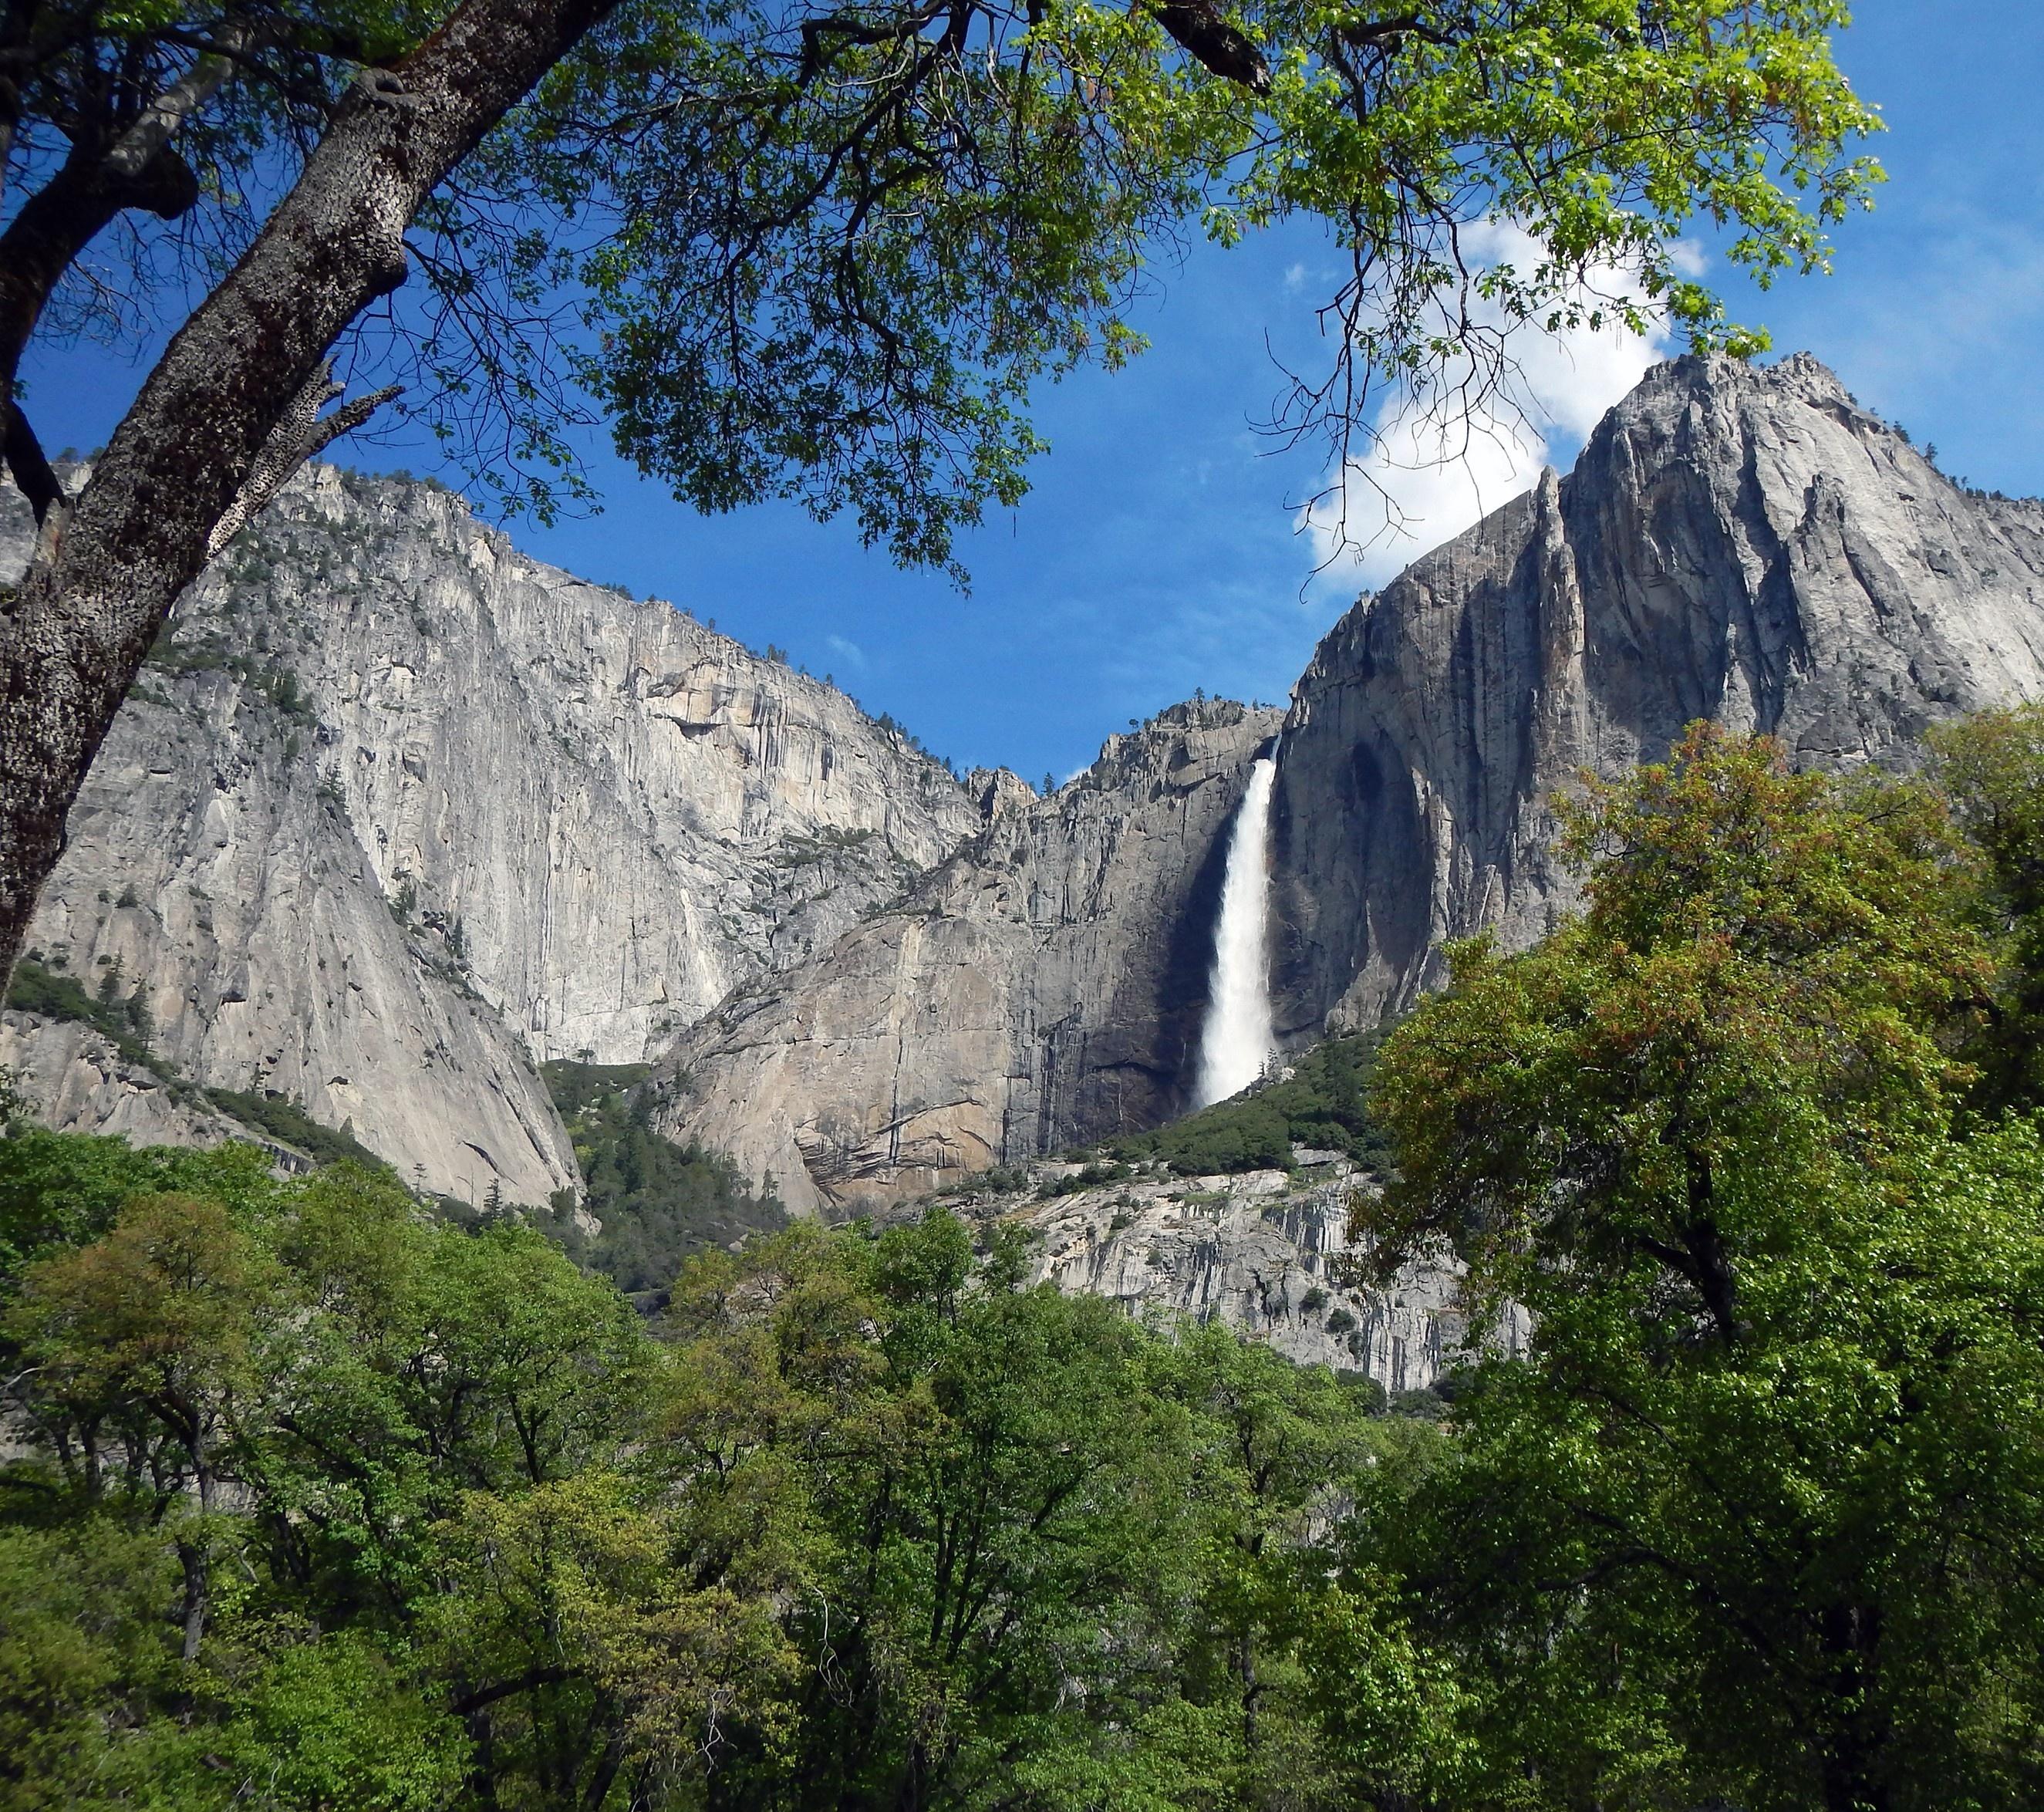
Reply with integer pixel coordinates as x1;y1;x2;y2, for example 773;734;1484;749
1301;222;1688;590
1283;262;1308;293
825;633;867;669
1666;238;1709;281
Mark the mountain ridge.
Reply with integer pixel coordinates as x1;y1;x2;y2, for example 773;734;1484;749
0;464;1019;1200
9;350;2044;1220
1270;350;2044;1037
657;353;2044;1207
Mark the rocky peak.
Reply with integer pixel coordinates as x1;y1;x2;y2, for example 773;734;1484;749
1271;352;2044;1038
964;766;1038;821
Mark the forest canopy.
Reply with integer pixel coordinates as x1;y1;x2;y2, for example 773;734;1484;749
4;705;2044;1808
0;1136;1449;1810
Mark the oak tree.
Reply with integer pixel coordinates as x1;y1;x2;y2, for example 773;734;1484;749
1365;726;2044;1810
0;1;1880;984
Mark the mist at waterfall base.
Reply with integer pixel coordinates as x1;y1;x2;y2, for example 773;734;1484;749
1194;755;1279;1108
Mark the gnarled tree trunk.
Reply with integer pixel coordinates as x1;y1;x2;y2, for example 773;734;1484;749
0;0;619;987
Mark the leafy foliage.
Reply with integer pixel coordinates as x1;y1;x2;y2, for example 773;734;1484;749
538;1059;785;1294
0;1133;1446;1808
455;0;1887;561
0;1127;276;1290
1115;1029;1389;1174
1931;701;2044;1112
5;957;156;1068
7;0;1882;554
1364;720;2044;1811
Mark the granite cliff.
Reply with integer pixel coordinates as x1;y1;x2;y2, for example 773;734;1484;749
9;352;2043;1237
1270;352;2044;1034
651;699;1283;1216
1;467;995;1201
650;354;2044;1203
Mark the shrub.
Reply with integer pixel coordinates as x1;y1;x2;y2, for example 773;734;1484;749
1037;1160;1132;1200
1114;1029;1392;1176
197;1087;388;1172
5;960;156;1070
539;1060;784;1297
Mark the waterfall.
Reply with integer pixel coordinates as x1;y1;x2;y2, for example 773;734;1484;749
1194;751;1278;1107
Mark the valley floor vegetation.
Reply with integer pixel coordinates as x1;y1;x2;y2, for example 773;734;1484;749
1107;1030;1392;1179
534;1060;785;1301
5;708;2044;1810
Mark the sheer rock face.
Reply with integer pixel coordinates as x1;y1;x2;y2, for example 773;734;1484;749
11;352;2043;1218
2;467;990;1203
1271;353;2044;1036
1012;1166;1504;1392
653;700;1284;1216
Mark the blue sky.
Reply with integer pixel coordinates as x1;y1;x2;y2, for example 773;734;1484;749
26;2;2044;783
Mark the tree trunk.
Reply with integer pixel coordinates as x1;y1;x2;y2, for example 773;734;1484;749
0;0;620;987
179;1422;214;1662
1817;1601;1890;1812
177;1534;211;1662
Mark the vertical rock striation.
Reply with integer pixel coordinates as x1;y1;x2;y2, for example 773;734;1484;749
2;467;993;1200
1271;353;2044;1035
654;700;1283;1214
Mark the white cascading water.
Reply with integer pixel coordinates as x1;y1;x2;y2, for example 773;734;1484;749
1194;752;1279;1107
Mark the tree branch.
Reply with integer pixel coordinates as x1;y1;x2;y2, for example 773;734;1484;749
2;400;61;527
452;1664;576;1716
0;71;220;460
1148;0;1270;92
0;0;626;990
204;365;402;558
101;24;254;184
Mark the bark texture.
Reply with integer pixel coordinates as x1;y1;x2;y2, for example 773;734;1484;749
0;0;619;986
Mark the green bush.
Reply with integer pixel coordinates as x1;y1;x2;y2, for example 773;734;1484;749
1114;1029;1393;1176
1037;1159;1132;1199
5;958;156;1070
197;1087;388;1172
540;1060;784;1295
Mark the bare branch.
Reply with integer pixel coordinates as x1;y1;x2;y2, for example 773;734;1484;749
102;22;257;184
1148;0;1269;92
2;400;62;526
204;364;402;559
